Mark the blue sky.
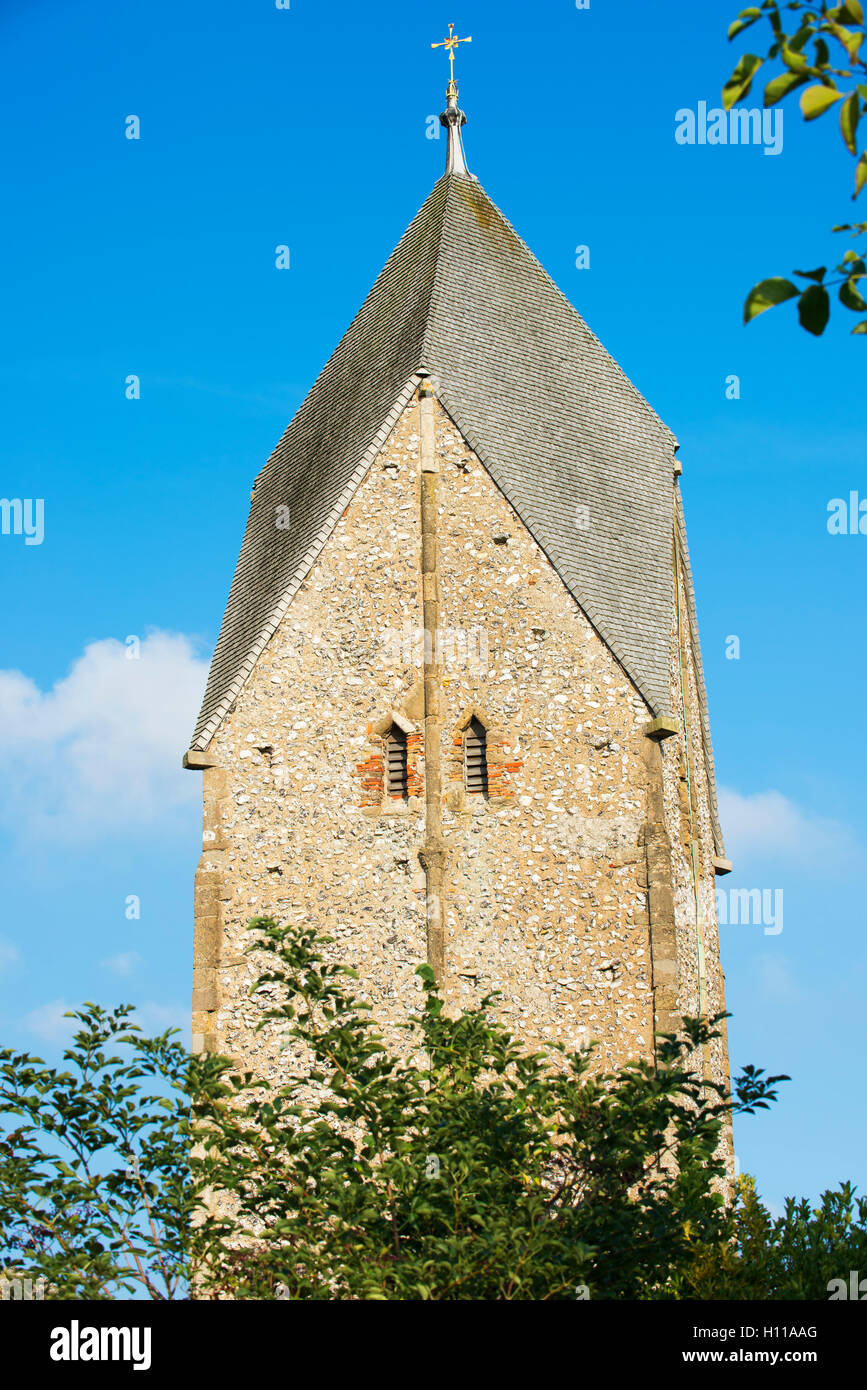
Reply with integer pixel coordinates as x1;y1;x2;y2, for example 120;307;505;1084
0;0;864;1214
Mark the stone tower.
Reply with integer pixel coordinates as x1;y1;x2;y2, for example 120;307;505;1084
184;77;732;1095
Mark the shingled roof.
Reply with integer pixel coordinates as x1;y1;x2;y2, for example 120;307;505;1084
190;168;682;754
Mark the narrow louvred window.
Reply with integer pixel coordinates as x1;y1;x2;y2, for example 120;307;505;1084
463;717;489;797
384;725;408;800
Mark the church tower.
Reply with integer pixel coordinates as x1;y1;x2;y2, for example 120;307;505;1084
184;57;732;1097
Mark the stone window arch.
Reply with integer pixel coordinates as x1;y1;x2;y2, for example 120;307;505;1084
447;705;522;810
358;709;423;813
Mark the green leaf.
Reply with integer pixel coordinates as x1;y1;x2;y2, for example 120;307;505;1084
764;70;811;105
841;92;860;154
800;84;844;120
856;153;867;198
852;319;867;332
781;39;812;71
723;53;764;109
829;22;864;61
798;284;831;334
840;276;867;310
814;37;831;68
842;0;865;22
728;9;762;40
788;24;814;57
744;277;800;322
793;266;827;281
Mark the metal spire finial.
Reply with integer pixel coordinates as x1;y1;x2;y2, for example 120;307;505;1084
431;22;472;85
432;23;473;176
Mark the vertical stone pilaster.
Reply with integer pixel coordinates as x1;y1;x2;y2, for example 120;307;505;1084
418;380;447;981
641;736;682;1045
192;763;230;1053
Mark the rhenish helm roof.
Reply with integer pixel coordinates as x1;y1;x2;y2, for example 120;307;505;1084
189;141;723;858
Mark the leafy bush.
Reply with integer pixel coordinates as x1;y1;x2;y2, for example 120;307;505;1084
677;1174;867;1299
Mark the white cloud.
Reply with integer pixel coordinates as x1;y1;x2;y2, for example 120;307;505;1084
100;951;143;977
135;1001;191;1045
718;787;861;867
20;997;190;1051
0;940;20;976
24;999;78;1044
0;631;208;842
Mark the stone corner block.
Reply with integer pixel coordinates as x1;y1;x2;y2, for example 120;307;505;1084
644;716;680;742
184;749;221;771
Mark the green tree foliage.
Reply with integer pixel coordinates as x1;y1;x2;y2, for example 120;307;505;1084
0;1006;199;1298
0;916;798;1301
725;2;867;334
676;1174;867;1297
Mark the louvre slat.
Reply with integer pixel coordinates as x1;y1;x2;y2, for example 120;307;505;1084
384;726;408;799
463;718;489;798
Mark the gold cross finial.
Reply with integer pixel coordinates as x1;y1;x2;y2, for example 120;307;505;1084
432;22;472;87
